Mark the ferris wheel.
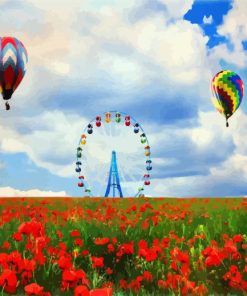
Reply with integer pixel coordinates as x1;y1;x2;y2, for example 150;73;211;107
75;111;152;197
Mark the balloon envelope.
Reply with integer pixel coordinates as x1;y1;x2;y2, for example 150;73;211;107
0;36;28;104
211;70;244;120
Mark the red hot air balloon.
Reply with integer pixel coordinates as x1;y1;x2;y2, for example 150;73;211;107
0;37;28;110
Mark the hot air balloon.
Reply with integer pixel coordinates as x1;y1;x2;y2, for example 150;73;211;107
211;70;244;127
0;37;28;110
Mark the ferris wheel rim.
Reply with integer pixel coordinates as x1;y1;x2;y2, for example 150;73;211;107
76;111;152;197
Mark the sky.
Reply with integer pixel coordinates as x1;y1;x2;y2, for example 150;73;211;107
0;0;247;197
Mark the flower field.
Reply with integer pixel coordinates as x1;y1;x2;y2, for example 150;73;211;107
0;197;247;295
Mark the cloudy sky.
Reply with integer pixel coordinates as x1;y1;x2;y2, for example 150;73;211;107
0;0;247;197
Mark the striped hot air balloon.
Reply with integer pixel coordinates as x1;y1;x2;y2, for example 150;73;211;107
0;37;28;110
211;70;244;127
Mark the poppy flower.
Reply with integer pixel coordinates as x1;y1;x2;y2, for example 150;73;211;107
94;238;110;245
91;257;104;268
1;241;11;250
58;242;67;250
58;256;72;270
158;279;165;288
106;268;113;275
111;237;117;245
24;283;44;295
74;238;83;247
143;271;153;282
34;251;46;266
62;270;77;282
119;279;128;289
75;269;87;280
145;249;158;262
74;285;90;296
21;271;33;286
56;230;63;239
13;232;23;241
0;269;17;294
90;287;113;296
233;234;243;243
141;219;149;230
107;244;115;253
71;230;81;237
81;250;89;256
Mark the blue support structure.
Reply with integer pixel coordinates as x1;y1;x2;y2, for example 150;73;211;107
104;151;123;198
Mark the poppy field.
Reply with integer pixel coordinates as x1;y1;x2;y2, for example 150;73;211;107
0;197;247;295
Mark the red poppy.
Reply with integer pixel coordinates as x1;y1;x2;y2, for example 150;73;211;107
8;251;22;266
143;271;153;282
56;230;63;239
74;285;90;296
233;234;243;243
177;251;190;264
111;237;117;245
71;230;81;237
95;238;110;245
107;244;115;253
232;252;242;261
106;268;113;275
161;237;170;248
13;232;23;241
141;219;149;230
157;279;165;288
90;287;113;296
18;222;32;235
102;282;113;289
116;241;134;258
138;240;148;249
24;283;44;295
224;241;237;254
58;242;67;250
75;269;87;280
21;271;33;286
229;265;238;274
34;251;46;266
151;216;159;226
91;256;104;268
74;238;83;247
0;269;17;294
145;249;158;262
119;279;128;289
1;241;11;250
81;250;90;256
22;259;36;272
58;256;72;270
62;270;77;282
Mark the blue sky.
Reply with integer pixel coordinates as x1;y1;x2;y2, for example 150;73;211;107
0;0;247;197
185;0;233;48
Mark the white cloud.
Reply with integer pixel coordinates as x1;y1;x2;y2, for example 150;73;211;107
203;15;213;25
150;108;247;197
159;0;193;19
211;0;247;67
2;107;245;197
0;111;88;177
0;110;147;189
0;0;214;112
0;1;213;175
77;10;210;87
0;186;67;197
218;0;247;45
